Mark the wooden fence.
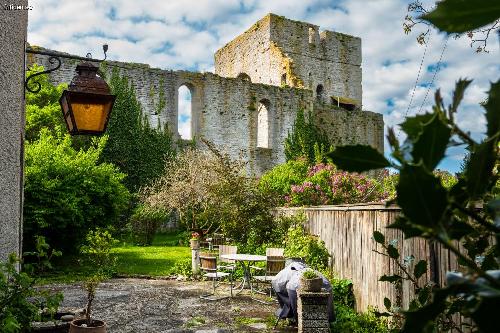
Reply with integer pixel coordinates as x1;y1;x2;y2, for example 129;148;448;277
278;204;464;313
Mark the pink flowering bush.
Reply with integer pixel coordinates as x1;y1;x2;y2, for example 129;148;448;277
285;163;390;206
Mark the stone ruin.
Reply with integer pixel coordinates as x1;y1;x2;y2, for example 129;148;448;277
28;13;384;176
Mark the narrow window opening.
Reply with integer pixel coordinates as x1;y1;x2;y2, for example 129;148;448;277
257;99;271;148
178;85;192;140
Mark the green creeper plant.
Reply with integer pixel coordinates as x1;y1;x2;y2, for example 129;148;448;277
284;108;331;164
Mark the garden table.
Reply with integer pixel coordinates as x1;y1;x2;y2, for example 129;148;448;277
220;253;266;295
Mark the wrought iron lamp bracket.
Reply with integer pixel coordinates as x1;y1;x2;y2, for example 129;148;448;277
25;44;108;94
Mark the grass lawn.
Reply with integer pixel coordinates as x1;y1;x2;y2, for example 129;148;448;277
37;232;191;284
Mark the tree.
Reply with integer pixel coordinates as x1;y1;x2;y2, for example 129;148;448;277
284;109;331;164
328;1;500;331
101;67;175;192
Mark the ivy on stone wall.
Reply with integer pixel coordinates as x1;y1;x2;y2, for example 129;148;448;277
284;108;331;164
102;68;175;192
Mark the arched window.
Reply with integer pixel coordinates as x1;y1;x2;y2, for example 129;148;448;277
237;73;251;82
257;99;270;148
178;85;192;140
316;84;324;100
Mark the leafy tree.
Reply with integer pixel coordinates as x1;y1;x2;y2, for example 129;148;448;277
284;109;331;164
259;158;310;201
102;68;175;191
23;129;130;253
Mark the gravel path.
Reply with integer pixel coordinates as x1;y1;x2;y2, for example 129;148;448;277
43;278;297;333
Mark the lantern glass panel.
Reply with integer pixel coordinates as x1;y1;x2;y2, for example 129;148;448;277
70;100;112;132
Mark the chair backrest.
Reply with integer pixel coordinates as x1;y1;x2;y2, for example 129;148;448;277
266;256;286;275
200;254;217;272
266;247;285;256
211;233;224;246
219;245;237;263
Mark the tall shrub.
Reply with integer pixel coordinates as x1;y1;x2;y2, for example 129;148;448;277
23;129;130;253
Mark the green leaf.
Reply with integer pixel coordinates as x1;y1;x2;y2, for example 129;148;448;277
384;297;392;311
400;113;434;141
420;0;500;33
397;164;448;229
414;260;428;279
387;244;399;259
484;79;500;138
401;288;449;333
373;231;385;244
388;216;424;238
464;140;497;199
379;274;402;283
412;113;451;171
417;286;432;305
450;79;472;114
327;145;390;172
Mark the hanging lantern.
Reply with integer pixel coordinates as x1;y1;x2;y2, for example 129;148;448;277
59;61;115;135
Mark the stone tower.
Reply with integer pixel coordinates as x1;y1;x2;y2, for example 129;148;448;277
215;13;362;108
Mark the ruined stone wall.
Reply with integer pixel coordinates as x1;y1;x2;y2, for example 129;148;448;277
215;14;362;106
214;15;271;84
27;50;313;175
313;103;384;153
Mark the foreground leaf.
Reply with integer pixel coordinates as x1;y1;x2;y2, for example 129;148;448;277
412;113;451;171
327;145;390;172
397;164;448;229
414;260;428;279
420;0;500;33
400;113;434;141
464;140;497;199
485;79;500;138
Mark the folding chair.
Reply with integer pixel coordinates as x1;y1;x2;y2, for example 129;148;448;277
218;245;238;271
253;255;286;297
199;254;233;301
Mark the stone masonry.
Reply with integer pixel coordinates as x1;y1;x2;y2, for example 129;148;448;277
0;0;28;262
297;289;331;333
28;13;383;176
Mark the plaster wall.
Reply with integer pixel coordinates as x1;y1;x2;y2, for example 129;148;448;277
0;0;28;261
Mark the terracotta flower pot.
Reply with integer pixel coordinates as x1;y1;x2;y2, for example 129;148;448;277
69;319;106;333
301;277;323;292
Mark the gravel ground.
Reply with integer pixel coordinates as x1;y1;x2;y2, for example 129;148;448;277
42;278;297;333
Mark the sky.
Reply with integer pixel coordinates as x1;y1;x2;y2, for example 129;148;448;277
27;0;500;173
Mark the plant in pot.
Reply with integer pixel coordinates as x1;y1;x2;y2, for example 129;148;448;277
190;232;200;249
70;228;118;332
300;269;323;292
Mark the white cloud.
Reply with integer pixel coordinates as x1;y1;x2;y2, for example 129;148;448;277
28;0;499;172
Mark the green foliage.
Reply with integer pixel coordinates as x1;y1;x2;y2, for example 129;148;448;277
286;163;389;206
258;158;309;203
331;305;390;333
25;65;67;141
23;235;62;274
283;217;330;270
23;129;130;254
420;0;500;33
80;228;119;325
102;68;175;191
330;76;500;331
302;269;319;279
328;145;390;172
284;109;331;164
130;205;169;246
0;252;63;333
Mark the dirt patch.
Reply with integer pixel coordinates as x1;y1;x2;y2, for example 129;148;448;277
43;278;297;333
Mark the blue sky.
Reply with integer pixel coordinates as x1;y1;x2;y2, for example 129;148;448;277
28;0;500;173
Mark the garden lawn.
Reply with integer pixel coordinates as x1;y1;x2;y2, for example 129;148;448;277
37;232;191;284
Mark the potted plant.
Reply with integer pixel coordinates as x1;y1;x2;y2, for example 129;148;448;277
69;229;117;332
300;269;323;292
190;232;200;250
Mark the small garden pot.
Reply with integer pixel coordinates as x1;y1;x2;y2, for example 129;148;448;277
69;319;106;333
190;239;200;249
301;277;323;292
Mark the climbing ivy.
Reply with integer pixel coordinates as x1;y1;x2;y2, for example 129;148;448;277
284;108;331;164
102;68;175;191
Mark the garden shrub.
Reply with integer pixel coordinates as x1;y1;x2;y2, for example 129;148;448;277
286;163;389;206
130;205;169;245
258;158;309;202
331;304;390;333
23;129;130;254
0;252;63;333
283;216;330;270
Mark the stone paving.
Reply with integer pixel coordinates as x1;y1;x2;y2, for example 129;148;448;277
42;278;298;333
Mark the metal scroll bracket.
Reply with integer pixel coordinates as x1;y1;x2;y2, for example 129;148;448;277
25;44;108;94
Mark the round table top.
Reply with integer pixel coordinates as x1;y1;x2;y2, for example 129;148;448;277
220;254;266;261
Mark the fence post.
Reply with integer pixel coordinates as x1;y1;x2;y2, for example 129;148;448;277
190;239;200;275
